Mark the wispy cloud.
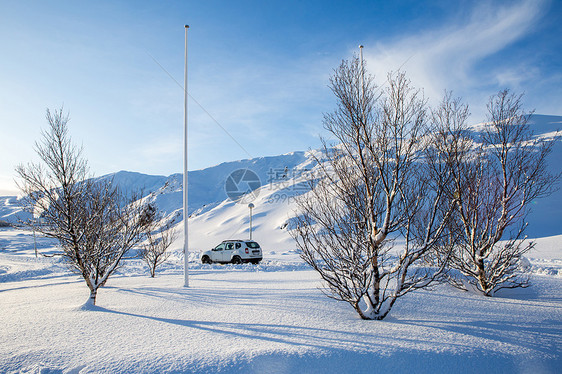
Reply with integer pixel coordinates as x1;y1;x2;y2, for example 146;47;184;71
0;175;20;196
182;53;333;165
363;0;548;120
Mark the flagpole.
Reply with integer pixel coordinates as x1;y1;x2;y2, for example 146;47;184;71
359;45;365;125
183;25;190;287
359;45;364;104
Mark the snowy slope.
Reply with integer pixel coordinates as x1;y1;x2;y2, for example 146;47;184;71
467;114;562;237
0;150;311;217
520;115;562;238
1;116;561;373
2;115;561;242
0;226;560;373
0;195;26;223
181;114;562;250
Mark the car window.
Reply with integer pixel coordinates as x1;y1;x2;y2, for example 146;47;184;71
226;243;234;250
236;243;241;249
245;241;260;249
214;244;225;251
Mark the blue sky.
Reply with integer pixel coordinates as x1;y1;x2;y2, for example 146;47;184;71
1;0;561;194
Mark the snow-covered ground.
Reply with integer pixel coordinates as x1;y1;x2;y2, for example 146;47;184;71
0;227;561;373
1;114;561;372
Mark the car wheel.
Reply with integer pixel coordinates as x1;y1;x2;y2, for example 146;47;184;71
201;255;212;264
231;256;242;264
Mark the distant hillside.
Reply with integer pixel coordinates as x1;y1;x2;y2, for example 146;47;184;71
521;115;562;238
1;115;560;249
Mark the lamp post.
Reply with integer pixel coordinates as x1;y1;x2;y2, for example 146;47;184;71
183;25;189;287
248;203;254;240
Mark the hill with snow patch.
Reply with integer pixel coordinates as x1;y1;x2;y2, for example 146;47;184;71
1;115;561;252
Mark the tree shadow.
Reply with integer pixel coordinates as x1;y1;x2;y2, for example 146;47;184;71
90;305;382;353
394;317;561;357
84;304;558;373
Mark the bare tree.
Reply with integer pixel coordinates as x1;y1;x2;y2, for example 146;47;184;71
291;57;456;320
16;108;153;306
440;90;559;296
140;206;176;277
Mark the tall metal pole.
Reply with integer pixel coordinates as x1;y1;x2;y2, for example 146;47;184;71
359;45;365;124
183;25;190;287
359;45;365;105
359;45;364;70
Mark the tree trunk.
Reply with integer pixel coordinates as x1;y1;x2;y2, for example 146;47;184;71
86;288;98;306
476;259;492;296
354;301;370;320
354;296;395;320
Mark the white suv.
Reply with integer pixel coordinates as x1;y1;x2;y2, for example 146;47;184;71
201;240;262;265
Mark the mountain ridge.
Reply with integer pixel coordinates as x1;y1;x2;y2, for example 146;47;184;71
2;115;561;245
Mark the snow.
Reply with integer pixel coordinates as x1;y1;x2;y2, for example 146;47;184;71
0;226;561;373
467;114;562;238
2;116;561;241
1;116;561;373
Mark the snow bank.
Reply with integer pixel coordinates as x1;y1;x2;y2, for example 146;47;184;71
0;228;561;373
1;268;560;373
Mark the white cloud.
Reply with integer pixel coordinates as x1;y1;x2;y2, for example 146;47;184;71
0;175;20;196
363;0;548;120
494;66;540;89
180;53;334;168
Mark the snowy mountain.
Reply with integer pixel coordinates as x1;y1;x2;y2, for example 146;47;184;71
1;115;561;250
133;150;317;252
515;115;562;238
0;150;317;252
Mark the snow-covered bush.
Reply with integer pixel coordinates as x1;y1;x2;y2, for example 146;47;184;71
16;108;154;306
291;57;456;320
434;91;559;296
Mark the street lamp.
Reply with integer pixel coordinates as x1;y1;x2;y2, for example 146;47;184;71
248;203;254;240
